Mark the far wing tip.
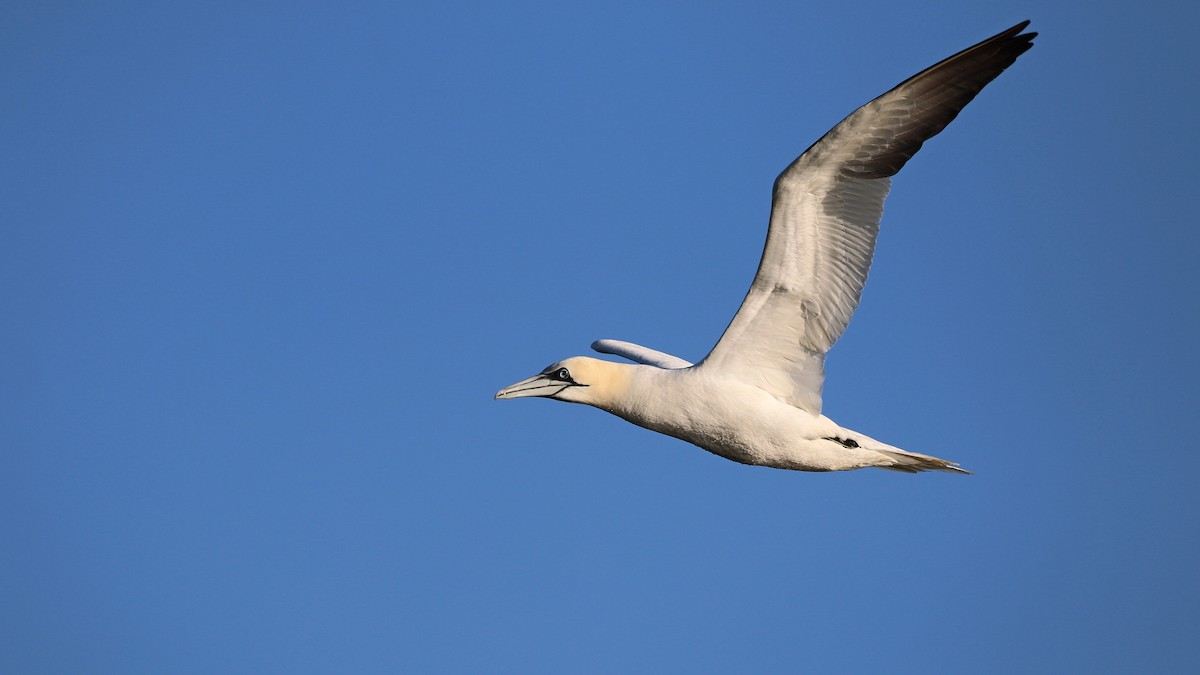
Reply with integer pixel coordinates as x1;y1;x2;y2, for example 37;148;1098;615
591;339;693;369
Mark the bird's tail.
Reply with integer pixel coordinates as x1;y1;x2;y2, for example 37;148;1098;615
874;449;971;474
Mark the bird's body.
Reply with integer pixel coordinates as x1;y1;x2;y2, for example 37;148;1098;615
496;22;1036;474
514;355;962;473
603;362;906;472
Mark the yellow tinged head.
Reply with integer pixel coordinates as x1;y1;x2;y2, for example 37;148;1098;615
495;356;634;410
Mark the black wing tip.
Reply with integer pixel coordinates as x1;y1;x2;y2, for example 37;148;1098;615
998;20;1037;50
975;24;1035;62
963;21;1036;62
785;20;1039;182
1000;19;1035;38
884;20;1037;108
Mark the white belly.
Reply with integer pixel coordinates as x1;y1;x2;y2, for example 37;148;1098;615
607;368;886;471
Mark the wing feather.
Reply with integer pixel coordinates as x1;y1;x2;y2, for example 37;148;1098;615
591;339;693;369
698;22;1035;414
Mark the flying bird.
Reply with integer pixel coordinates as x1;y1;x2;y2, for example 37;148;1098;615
496;22;1036;473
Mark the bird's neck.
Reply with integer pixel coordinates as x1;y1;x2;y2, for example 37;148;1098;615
580;360;638;412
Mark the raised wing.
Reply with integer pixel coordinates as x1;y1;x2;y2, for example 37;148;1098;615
698;22;1036;414
592;339;693;369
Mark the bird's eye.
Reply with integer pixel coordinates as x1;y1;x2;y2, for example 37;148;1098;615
554;368;571;381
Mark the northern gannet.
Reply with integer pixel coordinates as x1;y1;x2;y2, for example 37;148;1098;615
496;22;1036;473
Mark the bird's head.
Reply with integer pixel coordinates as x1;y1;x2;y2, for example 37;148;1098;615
494;356;631;408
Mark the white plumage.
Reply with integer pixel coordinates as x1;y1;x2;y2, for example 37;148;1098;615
496;22;1036;473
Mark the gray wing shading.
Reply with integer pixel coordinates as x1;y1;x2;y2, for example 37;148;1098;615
698;22;1036;415
592;339;693;369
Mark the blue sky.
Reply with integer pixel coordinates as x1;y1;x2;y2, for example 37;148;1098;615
3;1;1197;672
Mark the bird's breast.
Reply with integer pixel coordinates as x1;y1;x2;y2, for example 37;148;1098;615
607;369;831;467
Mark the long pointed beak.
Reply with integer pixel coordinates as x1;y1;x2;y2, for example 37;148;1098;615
495;373;561;400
